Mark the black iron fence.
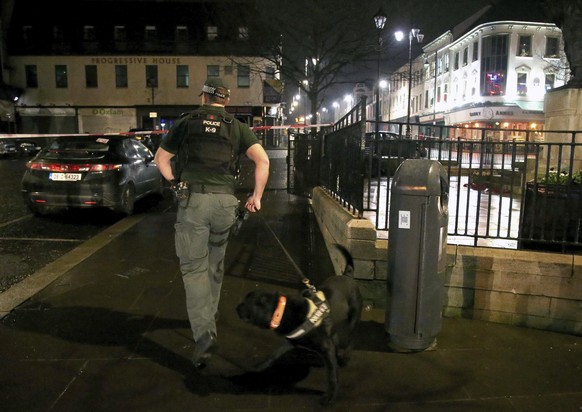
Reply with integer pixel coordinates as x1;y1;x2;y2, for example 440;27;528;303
314;100;582;253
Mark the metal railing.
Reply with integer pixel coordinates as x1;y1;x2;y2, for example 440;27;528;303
319;102;582;253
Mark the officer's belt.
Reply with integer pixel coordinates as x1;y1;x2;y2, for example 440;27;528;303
189;183;234;195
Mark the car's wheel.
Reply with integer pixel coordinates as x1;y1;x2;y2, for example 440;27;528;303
117;183;136;215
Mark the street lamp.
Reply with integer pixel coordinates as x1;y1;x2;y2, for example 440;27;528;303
374;8;387;138
395;28;424;137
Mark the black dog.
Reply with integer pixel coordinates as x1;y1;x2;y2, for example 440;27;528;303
236;245;363;405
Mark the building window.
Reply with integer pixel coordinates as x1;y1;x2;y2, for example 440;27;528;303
237;64;250;87
481;34;508;96
265;66;276;79
443;54;449;72
83;25;96;41
144;25;157;41
518;35;532;56
545;37;560;58
53;25;64;41
238;26;249;40
146;65;158;88
85;65;98;88
454;52;459;70
114;26;126;41
472;41;479;61
424;90;429;108
23;25;33;40
207;26;218;40
462;47;468;66
115;65;128;88
176;65;189;88
207;65;220;78
176;26;188;41
517;72;527;96
25;65;38;88
55;65;68;88
545;73;555;91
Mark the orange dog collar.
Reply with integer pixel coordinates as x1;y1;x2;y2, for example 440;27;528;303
270;295;287;329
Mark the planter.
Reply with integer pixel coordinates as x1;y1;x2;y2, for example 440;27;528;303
519;181;582;252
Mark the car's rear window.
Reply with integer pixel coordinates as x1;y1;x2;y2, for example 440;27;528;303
41;137;118;160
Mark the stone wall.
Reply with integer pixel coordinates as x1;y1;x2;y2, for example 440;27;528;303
312;186;582;336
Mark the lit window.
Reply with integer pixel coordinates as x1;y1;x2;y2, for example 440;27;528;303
207;26;218;40
481;34;508;96
518;35;532;57
517;73;527;96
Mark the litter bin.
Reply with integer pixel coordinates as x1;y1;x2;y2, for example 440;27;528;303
385;159;449;351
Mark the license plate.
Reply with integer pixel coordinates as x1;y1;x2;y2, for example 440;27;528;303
49;172;82;181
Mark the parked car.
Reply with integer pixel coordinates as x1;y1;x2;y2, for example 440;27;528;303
17;140;42;156
129;129;166;152
363;131;424;176
0;138;18;157
21;134;163;216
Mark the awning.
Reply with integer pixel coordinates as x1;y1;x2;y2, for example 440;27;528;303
515;101;544;112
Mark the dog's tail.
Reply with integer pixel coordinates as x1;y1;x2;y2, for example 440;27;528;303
334;243;354;278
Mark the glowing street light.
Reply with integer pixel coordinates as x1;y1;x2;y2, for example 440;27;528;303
373;8;387;138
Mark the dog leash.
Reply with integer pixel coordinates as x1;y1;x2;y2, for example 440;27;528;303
256;211;317;293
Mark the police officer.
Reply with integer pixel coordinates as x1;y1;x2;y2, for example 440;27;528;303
154;77;269;368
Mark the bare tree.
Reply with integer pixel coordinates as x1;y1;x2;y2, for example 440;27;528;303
542;0;582;86
224;0;382;126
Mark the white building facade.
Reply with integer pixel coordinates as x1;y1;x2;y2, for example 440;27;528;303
381;20;568;141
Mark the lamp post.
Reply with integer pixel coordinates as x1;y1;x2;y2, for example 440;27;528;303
373;8;387;139
396;28;424;137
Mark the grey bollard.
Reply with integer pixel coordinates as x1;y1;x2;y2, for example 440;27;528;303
385;159;449;351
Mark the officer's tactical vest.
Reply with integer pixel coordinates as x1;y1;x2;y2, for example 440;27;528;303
174;109;239;177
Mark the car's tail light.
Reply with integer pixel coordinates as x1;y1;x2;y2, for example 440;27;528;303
26;162;122;172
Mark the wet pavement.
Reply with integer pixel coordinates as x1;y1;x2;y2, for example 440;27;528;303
0;153;581;411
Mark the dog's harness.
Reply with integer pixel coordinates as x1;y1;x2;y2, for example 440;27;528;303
269;285;332;340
